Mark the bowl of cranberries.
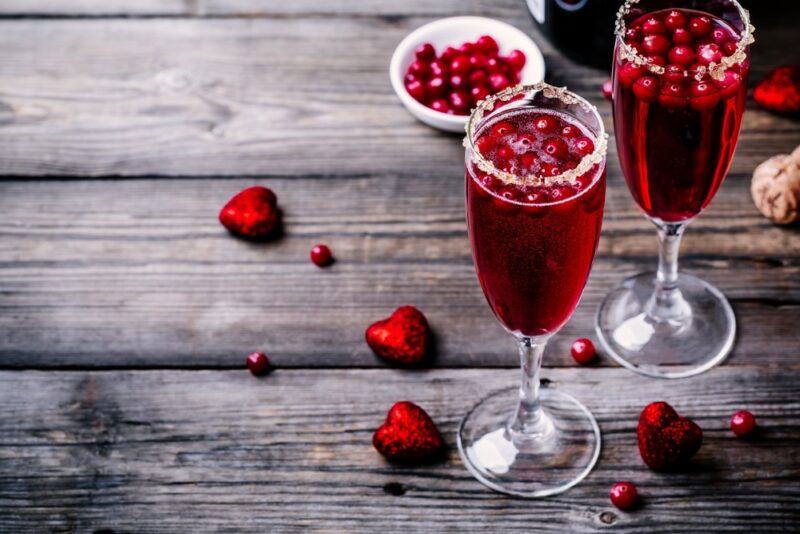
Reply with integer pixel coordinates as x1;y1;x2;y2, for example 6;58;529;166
390;16;545;132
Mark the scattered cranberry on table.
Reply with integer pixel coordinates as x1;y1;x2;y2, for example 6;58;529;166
610;481;638;510
730;410;757;437
310;243;334;267
570;338;597;365
246;352;271;376
405;36;526;115
602;79;613;101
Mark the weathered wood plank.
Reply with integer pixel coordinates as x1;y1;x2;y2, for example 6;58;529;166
0;175;798;368
0;367;797;532
0;16;796;177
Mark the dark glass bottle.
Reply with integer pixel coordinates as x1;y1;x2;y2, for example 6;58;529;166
526;0;620;68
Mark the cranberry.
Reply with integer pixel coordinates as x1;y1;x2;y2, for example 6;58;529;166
642;34;670;56
619;62;645;88
488;73;510;92
688;16;712;38
459;42;475;54
663;64;687;83
407;60;431;79
625;27;642;43
570;338;596;364
730;410;756;437
697;43;722;65
540;163;561;177
722;41;738;56
574;136;595;157
506;49;527;71
450;54;471;75
561;124;580;138
659;81;688;109
476;35;499;55
610;482;638;510
430;60;447;77
491;120;516;136
427;76;446;97
441;46;459;62
689;80;720;111
672;27;694;45
633;76;660;103
430;98;450;113
602;79;613;101
524;190;544;203
470;85;490;104
246;352;270;376
497;185;521;202
712;28;731;45
415;42;436;62
519;152;538;169
449;74;466;90
448;90;470;113
516;133;537;148
543;138;568;160
549;185;573;201
475;134;494;154
642;17;666;35
534;115;559;134
469;53;488;70
310;243;334;267
668;45;695;67
575;171;594;190
405;79;427;103
714;70;742;98
646;54;667;68
469;70;488;86
485;57;502;73
664;10;687;30
403;73;417;85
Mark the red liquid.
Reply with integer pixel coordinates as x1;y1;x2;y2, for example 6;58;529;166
613;8;749;223
466;109;606;336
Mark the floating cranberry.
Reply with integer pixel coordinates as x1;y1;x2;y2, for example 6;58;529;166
448;90;470;113
690;80;720;110
697;43;722;65
663;64;687;82
669;45;695;67
722;41;738;56
415;43;436;62
246;352;271;376
570;338;596;364
664;10;687;30
543;138;568;160
626;27;642;43
497;185;521;202
488;73;510;92
575;136;595;157
730;410;756;437
642;17;666;35
642;34;670;56
712;27;731;45
406;79;427;103
602;79;613;101
672;27;694;45
310;243;334;267
524;190;544;203
496;145;515;161
633;76;660;103
475;134;494;154
549;185;573;201
610;482;638;510
534;114;558;134
714;70;742;99
506;49;527;71
427;76;446;97
430;98;449;113
688;16;712;38
659;81;688;110
476;35;499;55
619;62;645;88
561;124;580;138
519;152;538;169
540;163;561;177
491;120;515;137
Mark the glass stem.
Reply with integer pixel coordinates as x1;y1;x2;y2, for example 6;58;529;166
648;221;691;321
509;335;553;438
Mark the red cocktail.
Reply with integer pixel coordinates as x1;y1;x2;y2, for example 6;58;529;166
458;84;607;498
613;6;750;222
597;0;754;379
467;109;605;335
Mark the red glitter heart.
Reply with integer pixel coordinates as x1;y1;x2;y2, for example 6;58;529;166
638;401;703;470
373;401;444;464
219;186;281;239
365;306;430;365
753;65;800;116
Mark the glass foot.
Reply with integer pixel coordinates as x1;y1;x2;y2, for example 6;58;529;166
457;386;601;498
596;271;736;379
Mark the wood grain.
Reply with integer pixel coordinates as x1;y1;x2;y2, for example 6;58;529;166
0;367;798;532
0;175;797;369
0;16;796;178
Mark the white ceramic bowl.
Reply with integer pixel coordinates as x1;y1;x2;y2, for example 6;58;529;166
390;16;546;133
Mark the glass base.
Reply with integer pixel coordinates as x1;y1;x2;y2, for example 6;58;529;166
457;386;601;498
596;271;736;379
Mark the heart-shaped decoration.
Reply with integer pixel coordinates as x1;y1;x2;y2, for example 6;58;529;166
219;186;281;239
365;306;429;365
638;401;703;470
753;65;800;116
373;401;444;464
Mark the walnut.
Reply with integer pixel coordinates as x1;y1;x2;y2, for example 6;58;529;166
751;145;800;224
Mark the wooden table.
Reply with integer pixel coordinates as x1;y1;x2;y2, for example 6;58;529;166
1;1;798;531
